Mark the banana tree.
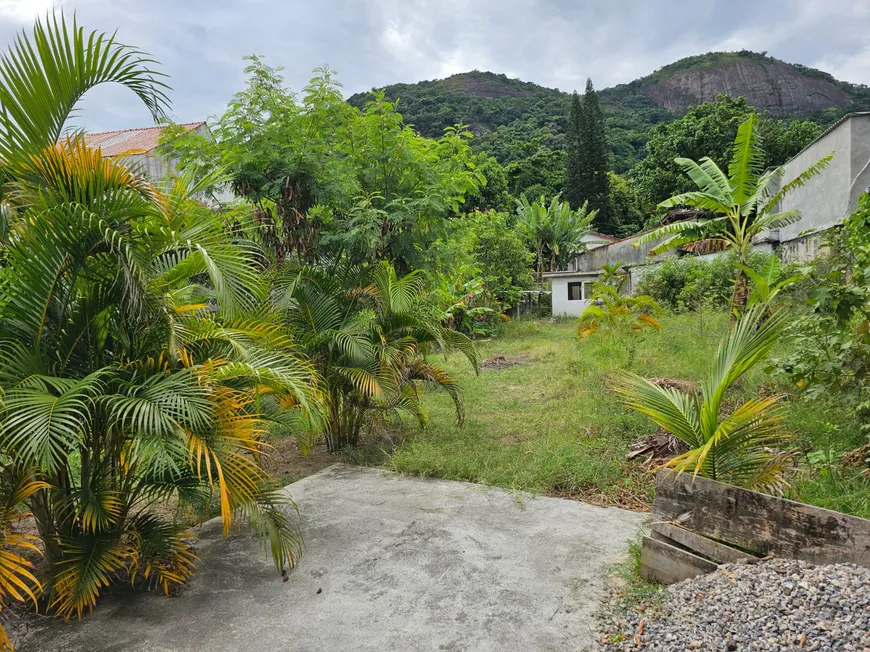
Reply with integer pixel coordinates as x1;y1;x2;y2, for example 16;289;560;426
516;193;598;282
608;305;793;493
634;115;831;323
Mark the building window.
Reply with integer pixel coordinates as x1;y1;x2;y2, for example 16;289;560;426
583;282;594;300
567;282;583;301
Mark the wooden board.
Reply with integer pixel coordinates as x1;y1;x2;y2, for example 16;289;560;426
650;521;757;564
641;535;718;584
653;471;870;567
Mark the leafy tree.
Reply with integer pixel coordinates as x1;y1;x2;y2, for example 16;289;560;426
162;61;483;271
516;194;598;281
607;171;644;236
505;145;565;200
610;306;793;493
631;96;755;212
631;96;823;213
759;118;823;170
285;263;478;452
634;251;776;312
464;210;534;309
463;154;512;213
0;14;313;627
424;210;532;335
635;115;831;321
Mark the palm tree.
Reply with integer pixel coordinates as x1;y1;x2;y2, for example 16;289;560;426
285;261;478;452
0;13;315;627
516;193;598;282
634;115;831;321
608;306;793;493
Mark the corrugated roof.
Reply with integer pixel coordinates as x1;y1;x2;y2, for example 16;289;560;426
83;122;205;157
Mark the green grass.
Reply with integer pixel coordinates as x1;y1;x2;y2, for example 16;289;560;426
389;313;729;506
384;313;870;516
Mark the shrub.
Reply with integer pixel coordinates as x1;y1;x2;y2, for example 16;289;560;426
635;250;776;312
777;195;870;431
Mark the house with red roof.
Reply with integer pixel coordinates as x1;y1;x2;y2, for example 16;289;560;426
83;121;209;182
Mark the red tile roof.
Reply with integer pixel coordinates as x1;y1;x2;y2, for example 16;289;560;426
83;122;205;157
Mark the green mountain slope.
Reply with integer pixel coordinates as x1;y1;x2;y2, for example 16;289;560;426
347;51;870;173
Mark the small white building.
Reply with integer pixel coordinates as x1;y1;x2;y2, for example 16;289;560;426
543;232;618;317
546;270;602;317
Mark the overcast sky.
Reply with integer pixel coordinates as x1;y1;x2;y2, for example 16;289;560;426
1;0;869;133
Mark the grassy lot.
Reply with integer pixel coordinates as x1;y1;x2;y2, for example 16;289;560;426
381;313;869;515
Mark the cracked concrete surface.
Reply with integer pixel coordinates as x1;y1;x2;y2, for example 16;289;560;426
16;464;646;652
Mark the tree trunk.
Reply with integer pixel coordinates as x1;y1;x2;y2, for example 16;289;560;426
730;267;750;328
324;394;361;453
30;488;63;565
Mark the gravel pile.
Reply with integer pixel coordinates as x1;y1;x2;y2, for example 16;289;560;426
606;558;870;651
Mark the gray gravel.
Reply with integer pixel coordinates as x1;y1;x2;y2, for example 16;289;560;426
605;558;870;651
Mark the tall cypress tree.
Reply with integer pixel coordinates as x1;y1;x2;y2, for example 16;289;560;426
564;92;584;209
580;78;612;233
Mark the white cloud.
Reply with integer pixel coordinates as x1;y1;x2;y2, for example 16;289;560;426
813;40;870;87
0;0;57;21
0;0;868;133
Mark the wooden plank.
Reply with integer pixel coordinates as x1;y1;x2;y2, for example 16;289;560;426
650;521;757;564
641;535;718;584
652;471;870;567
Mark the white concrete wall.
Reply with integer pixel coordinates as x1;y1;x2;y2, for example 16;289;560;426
550;275;598;317
774;119;852;242
849;117;870;211
771;114;870;246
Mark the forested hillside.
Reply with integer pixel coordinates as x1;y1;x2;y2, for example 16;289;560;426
347;50;870;174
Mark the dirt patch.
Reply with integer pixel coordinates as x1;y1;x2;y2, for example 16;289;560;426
481;353;527;370
842;443;870;470
626;430;689;468
261;437;337;486
648;377;699;394
546;484;652;513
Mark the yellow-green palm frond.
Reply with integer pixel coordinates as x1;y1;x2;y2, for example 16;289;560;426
1;371;104;473
402;359;465;426
634;313;661;330
74;479;123;534
127;515;197;594
51;534;133;620
0;467;47;640
239;489;303;575
608;371;702;447
7;137;165;215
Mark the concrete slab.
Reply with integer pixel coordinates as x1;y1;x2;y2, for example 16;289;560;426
16;465;646;652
